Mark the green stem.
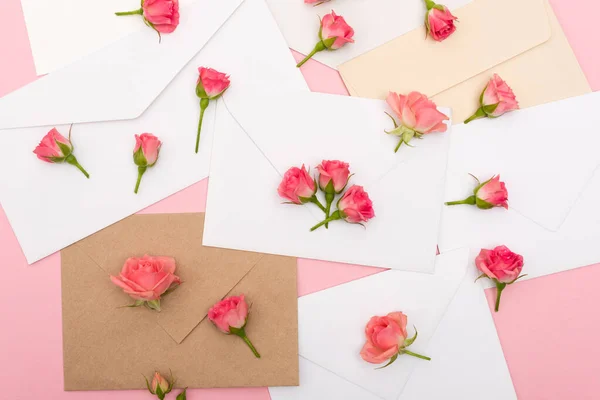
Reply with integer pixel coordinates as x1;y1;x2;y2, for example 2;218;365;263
309;195;326;212
394;139;403;153
296;41;326;68
134;166;147;194
241;334;261;358
445;195;476;206
115;8;143;16
402;349;431;361
424;0;437;10
65;155;90;179
324;192;334;228
196;98;210;153
464;107;487;124
494;282;507;312
310;210;341;232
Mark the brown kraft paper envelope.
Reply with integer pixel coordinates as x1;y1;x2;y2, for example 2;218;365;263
338;0;591;123
61;213;298;390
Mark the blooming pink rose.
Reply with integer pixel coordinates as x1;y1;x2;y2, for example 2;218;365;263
317;160;350;193
465;74;519;123
33;127;90;178
296;10;354;67
115;0;179;38
196;67;231;100
445;174;508;210
110;255;181;310
338;185;375;223
133;133;162;193
476;246;524;284
360;312;407;364
426;5;457;42
278;165;317;204
208;295;261;358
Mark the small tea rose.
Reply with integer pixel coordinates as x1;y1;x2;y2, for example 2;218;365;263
385;91;449;152
144;371;174;400
133;133;162;194
195;67;231;153
465;74;519;123
310;185;375;231
445;175;508;210
296;11;354;67
110;255;181;311
278;165;326;212
115;0;179;41
475;246;526;312
208;295;261;358
424;0;458;42
360;312;430;368
33;127;90;178
317;160;351;228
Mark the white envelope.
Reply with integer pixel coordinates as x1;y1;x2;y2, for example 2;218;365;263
265;0;473;69
269;248;516;400
203;92;451;272
439;92;600;281
0;0;307;263
443;92;600;232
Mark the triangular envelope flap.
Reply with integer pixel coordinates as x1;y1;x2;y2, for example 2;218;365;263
446;91;600;232
71;213;263;344
224;92;450;184
0;0;244;129
297;248;470;400
338;0;550;99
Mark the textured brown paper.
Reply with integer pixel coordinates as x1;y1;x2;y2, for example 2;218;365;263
339;0;591;123
61;213;298;390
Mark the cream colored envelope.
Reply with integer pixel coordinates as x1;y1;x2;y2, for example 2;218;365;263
338;0;591;123
61;213;298;390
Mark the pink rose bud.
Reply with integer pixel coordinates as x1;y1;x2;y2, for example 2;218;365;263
465;74;519;124
195;67;231;153
317;160;351;228
385;91;449;152
133;133;162;194
310;185;375;231
278;165;326;212
445;174;508;210
110;255;181;311
360;312;430;368
33;127;90;178
144;371;174;400
475;246;526;312
424;0;458;42
296;10;354;68
208;295;261;358
115;0;179;41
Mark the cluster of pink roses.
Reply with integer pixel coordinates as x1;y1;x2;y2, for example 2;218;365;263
278;160;375;231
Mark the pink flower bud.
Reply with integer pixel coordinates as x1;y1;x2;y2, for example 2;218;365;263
151;372;170;394
278;165;317;204
296;10;354;67
143;0;180;33
33;127;90;178
133;133;162;194
337;185;375;224
465;74;519;123
317;160;350;193
475;175;508;209
425;2;457;42
196;67;231;100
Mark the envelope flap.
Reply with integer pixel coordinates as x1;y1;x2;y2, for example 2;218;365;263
0;0;244;129
224;92;451;185
338;0;550;99
71;213;263;344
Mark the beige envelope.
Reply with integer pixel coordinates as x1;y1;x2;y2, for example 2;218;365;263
61;213;298;390
338;0;591;123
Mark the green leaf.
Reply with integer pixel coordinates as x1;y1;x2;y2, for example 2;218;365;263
322;37;336;49
474;273;488;283
143;375;154;394
57;141;73;158
482;102;499;116
375;353;398;370
145;299;161;312
133;147;147;166
508;274;528;285
176;388;188;400
403;326;418;347
155;384;165;400
161;283;181;298
384;111;398;129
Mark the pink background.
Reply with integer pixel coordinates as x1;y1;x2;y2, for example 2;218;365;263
1;0;600;398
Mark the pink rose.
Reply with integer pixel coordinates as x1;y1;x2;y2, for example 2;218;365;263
425;2;457;42
208;295;261;358
33;127;90;178
110;255;181;311
317;160;350;193
445;174;508;210
115;0;179;39
133;133;162;194
475;246;525;312
310;185;375;231
278;165;318;205
465;74;519;123
144;371;173;399
386;91;449;152
360;312;430;367
195;67;231;153
296;10;354;67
